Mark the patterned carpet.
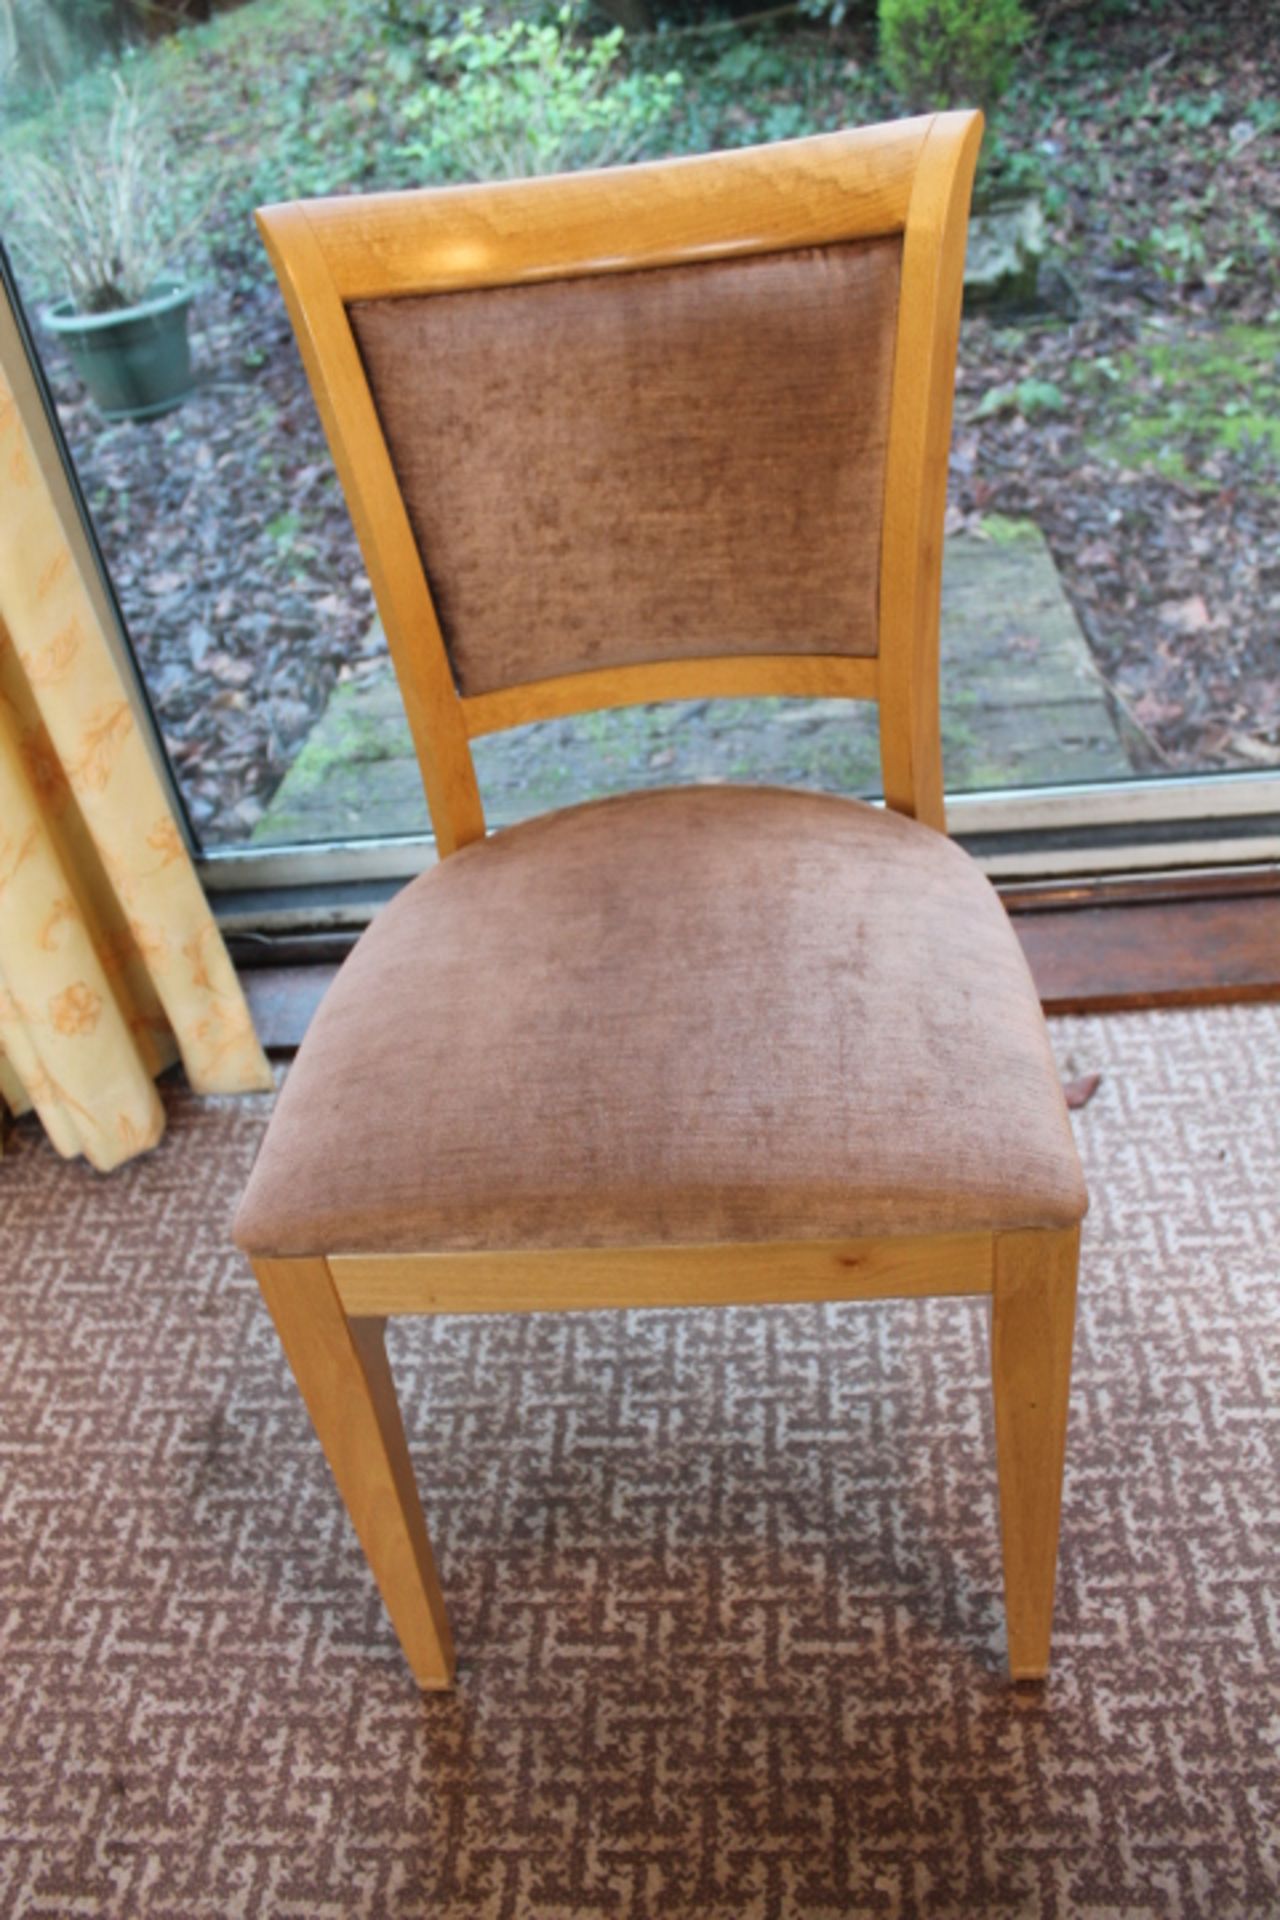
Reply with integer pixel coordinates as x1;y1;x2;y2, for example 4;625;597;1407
1;1004;1277;1918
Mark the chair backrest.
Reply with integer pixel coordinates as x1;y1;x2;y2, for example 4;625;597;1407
257;114;982;855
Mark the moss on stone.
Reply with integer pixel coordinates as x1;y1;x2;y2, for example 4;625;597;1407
1082;322;1280;490
976;513;1043;547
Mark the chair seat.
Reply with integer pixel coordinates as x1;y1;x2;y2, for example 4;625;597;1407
234;786;1087;1259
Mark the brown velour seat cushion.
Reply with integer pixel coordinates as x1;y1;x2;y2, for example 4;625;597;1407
233;787;1087;1260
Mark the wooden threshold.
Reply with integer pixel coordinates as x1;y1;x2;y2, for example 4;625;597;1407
240;963;338;1051
1009;887;1280;1014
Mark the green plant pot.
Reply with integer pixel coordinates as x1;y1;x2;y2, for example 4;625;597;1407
43;281;194;421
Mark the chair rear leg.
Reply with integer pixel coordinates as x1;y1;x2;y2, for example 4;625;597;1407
990;1225;1080;1681
252;1255;456;1688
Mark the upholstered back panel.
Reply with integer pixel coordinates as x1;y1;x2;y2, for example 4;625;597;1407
348;238;901;697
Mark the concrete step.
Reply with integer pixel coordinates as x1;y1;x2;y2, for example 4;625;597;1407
254;520;1133;845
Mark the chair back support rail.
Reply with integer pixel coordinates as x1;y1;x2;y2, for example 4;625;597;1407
256;113;983;856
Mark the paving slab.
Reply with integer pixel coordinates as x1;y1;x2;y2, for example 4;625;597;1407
254;521;1133;845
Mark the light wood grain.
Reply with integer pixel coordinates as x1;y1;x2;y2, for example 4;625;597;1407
255;204;484;856
878;110;984;829
252;1256;456;1688
280;121;933;302
990;1225;1079;1681
462;654;878;736
329;1233;994;1317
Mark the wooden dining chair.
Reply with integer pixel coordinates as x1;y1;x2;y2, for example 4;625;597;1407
233;113;1087;1688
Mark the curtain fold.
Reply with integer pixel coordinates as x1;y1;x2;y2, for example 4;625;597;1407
0;353;271;1172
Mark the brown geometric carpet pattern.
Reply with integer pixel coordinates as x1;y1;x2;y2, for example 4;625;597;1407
2;1004;1278;1918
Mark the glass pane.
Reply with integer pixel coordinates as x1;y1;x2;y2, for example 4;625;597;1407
943;15;1280;792
2;2;1273;858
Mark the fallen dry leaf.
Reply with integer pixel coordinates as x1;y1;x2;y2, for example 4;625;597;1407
1228;732;1280;766
142;571;187;597
1063;1072;1103;1110
1159;595;1212;634
205;652;256;687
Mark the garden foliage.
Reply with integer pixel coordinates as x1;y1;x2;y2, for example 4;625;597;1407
878;0;1029;110
401;8;682;183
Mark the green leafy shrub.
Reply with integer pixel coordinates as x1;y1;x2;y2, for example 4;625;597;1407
975;376;1065;420
673;35;827;149
878;0;1029;110
402;7;682;183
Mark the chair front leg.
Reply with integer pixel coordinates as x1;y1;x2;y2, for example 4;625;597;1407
990;1225;1080;1681
252;1256;456;1688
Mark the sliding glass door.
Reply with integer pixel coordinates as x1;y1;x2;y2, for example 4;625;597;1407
4;0;1275;915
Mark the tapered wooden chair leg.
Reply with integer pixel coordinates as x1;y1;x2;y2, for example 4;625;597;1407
990;1225;1080;1681
252;1256;456;1688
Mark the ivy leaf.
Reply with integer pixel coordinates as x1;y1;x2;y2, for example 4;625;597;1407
1015;378;1068;419
974;382;1017;419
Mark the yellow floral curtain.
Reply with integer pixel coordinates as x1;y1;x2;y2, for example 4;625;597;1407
0;326;271;1172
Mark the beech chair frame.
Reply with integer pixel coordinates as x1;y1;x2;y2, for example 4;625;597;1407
251;113;1080;1689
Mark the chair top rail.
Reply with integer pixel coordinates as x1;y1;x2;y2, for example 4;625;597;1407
261;118;936;303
